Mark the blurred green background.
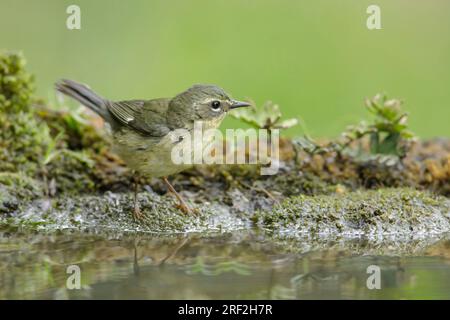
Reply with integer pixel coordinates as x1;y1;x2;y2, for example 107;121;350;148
1;0;449;138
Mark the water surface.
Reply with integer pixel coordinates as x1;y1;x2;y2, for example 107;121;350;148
1;229;449;299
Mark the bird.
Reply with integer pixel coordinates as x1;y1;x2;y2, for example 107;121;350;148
55;79;250;219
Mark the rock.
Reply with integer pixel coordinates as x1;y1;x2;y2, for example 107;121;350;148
256;188;450;238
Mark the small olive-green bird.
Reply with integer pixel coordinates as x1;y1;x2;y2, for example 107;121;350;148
55;79;250;219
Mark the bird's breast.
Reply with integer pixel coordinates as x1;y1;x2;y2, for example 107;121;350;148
112;125;219;178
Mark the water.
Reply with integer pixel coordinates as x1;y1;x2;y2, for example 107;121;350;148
1;229;449;299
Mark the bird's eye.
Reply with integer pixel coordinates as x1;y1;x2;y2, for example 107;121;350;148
211;100;221;111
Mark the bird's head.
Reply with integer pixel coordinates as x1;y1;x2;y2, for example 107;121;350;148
168;84;250;128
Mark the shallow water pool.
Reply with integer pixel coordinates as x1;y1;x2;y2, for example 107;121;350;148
0;229;449;299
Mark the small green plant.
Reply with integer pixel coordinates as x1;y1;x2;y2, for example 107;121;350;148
341;93;415;157
40;92;107;151
294;136;337;155
293;93;415;164
230;100;298;132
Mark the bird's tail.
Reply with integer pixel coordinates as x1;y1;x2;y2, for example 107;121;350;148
55;79;110;121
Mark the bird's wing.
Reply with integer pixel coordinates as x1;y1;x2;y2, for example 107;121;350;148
106;98;171;137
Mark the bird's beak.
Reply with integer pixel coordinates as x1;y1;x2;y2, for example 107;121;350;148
230;100;251;109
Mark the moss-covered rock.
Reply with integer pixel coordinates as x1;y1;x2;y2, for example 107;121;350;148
44;149;96;195
256;188;450;237
0;111;52;175
2;185;449;239
0;51;108;193
2;191;247;233
0;172;43;214
0;51;34;112
0;52;52;175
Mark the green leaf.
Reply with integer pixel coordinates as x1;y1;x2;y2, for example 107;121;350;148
229;100;298;131
273;118;298;129
370;132;379;154
378;132;400;155
294;137;318;153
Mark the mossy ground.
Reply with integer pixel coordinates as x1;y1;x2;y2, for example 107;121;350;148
1;191;246;234
0;172;43;213
0;51;449;239
256;188;450;237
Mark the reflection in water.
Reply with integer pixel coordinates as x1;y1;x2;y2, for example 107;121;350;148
0;229;449;299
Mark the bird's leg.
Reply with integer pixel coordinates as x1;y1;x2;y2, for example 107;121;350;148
133;175;143;220
162;177;192;215
158;236;189;266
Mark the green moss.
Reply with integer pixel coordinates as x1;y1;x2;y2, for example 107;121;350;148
0;51;107;192
256;188;450;236
0;111;52;175
0;51;34;113
35;105;109;152
0;52;53;175
0;172;43;214
5;191;245;233
44;149;96;194
267;171;337;196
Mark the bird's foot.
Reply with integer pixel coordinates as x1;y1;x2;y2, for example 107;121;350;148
162;177;199;216
133;205;144;221
175;202;190;214
175;202;199;216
